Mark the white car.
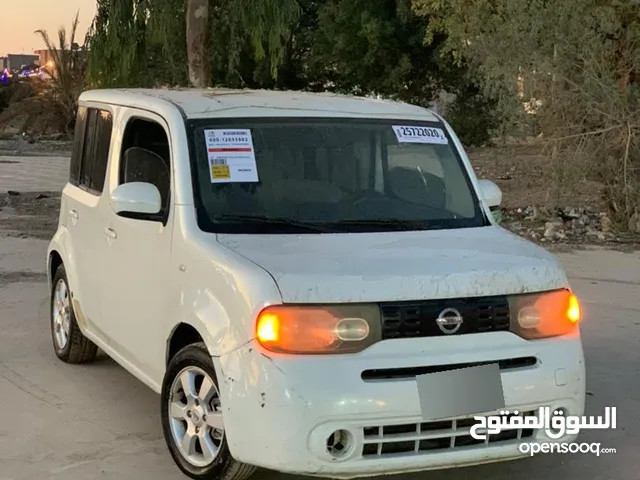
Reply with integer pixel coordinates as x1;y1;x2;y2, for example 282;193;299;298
47;88;586;480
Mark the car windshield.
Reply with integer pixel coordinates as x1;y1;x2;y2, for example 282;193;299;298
188;118;489;234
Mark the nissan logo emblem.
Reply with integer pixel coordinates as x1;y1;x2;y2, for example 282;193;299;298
436;308;464;334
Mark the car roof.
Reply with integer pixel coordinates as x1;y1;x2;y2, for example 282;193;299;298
79;88;440;122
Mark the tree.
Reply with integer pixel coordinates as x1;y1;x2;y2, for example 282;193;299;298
85;0;148;88
86;0;302;88
34;12;85;132
412;0;640;227
186;0;210;87
185;0;302;87
307;0;444;103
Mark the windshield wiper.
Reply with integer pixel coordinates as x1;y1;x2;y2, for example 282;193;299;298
333;219;448;230
213;214;336;233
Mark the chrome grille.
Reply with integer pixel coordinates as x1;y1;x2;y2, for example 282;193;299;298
379;295;510;339
361;411;537;458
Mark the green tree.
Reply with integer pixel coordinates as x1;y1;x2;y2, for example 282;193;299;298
85;0;148;88
146;0;189;86
86;0;303;88
307;0;444;104
185;0;303;87
413;0;640;226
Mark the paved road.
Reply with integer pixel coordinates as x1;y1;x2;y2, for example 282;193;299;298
0;236;638;480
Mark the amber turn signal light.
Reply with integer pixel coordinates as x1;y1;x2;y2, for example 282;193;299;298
255;304;382;354
567;294;581;323
509;289;582;340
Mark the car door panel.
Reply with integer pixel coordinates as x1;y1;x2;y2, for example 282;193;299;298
96;110;174;385
60;106;113;332
64;187;103;330
100;217;174;382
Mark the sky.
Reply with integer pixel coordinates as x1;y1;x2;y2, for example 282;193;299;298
1;0;97;55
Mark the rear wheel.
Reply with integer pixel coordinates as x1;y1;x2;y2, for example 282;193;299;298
50;265;98;364
161;342;256;480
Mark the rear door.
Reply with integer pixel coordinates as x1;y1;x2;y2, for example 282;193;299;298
63;105;114;331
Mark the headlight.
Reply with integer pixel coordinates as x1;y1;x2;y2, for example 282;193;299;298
255;304;382;354
508;289;582;340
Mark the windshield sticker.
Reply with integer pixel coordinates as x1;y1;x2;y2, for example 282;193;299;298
392;125;449;145
204;129;259;183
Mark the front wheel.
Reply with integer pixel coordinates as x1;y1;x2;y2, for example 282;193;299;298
161;342;256;480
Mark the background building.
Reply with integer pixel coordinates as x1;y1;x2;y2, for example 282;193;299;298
34;46;86;75
34;49;56;71
3;54;39;71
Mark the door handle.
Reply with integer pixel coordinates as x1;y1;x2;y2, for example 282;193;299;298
69;209;79;219
105;227;117;240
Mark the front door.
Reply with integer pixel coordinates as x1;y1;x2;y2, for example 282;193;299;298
96;110;175;386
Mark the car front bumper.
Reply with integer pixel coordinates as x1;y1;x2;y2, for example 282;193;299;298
214;331;585;478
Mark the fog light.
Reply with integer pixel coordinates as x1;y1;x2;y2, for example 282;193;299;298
518;306;540;328
335;318;369;341
326;429;353;459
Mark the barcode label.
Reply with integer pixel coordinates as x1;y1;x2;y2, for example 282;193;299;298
204;128;259;183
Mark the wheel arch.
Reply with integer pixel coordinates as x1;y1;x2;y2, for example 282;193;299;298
48;250;64;287
166;322;208;365
47;231;83;305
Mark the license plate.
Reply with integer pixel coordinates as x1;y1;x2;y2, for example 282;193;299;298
416;363;505;421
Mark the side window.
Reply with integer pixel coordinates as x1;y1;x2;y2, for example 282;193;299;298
119;118;171;216
79;109;98;188
77;107;113;194
69;106;87;185
89;110;113;192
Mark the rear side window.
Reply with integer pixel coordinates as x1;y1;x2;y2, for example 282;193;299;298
71;106;113;194
80;109;99;187
89;110;114;192
69;107;87;186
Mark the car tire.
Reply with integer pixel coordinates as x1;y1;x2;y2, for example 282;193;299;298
161;342;256;480
50;264;98;364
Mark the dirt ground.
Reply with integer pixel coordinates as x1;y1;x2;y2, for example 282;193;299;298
0;136;71;157
467;144;605;211
0;192;60;240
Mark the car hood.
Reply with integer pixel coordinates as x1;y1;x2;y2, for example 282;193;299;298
216;226;569;303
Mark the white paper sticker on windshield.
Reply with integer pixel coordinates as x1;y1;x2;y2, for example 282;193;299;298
204;129;259;183
393;125;449;145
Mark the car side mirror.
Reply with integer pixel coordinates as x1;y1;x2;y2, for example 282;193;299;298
478;179;502;209
110;182;162;218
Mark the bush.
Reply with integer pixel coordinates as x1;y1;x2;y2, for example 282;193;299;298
447;87;499;147
0;81;36;115
413;0;640;230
